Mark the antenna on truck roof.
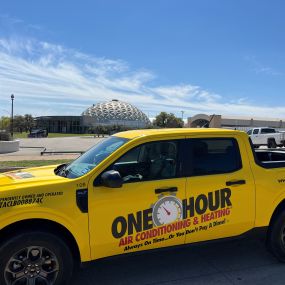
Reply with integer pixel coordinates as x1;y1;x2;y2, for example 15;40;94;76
202;114;215;128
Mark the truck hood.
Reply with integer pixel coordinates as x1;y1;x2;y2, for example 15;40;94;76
0;165;64;189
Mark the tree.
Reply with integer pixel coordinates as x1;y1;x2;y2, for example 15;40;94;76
153;112;184;128
13;115;25;133
11;114;35;133
0;116;10;130
24;114;35;132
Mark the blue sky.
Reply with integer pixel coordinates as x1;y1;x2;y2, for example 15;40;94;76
1;0;285;119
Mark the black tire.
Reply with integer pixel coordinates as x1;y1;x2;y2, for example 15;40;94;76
267;211;285;262
268;139;277;148
0;231;74;285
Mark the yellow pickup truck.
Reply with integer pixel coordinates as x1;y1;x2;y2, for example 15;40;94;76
1;128;285;285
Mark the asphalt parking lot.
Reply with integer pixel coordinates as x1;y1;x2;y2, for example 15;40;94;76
72;237;285;285
0;136;104;161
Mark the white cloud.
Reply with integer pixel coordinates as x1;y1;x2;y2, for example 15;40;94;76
0;37;285;119
0;15;23;28
245;55;282;76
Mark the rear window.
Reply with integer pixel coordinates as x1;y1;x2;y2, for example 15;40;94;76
261;128;276;134
190;138;242;176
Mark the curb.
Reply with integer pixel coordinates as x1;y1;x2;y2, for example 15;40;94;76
0;167;25;173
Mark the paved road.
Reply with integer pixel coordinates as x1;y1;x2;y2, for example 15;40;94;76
72;237;285;285
18;136;104;151
0;137;105;161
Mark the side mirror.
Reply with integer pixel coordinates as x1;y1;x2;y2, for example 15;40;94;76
101;170;123;188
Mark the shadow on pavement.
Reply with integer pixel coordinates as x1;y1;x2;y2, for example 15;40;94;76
72;237;285;285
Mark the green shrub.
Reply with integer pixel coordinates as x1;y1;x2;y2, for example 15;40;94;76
0;132;12;141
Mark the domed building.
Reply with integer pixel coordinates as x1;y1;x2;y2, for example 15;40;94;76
82;99;151;128
35;99;151;133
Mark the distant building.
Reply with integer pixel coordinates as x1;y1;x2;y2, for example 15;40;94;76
82;99;150;129
35;100;150;133
35;116;84;134
187;114;285;131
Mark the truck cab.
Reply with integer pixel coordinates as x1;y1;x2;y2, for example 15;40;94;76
1;128;285;285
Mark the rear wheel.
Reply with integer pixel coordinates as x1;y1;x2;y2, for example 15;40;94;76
0;231;74;285
268;211;285;262
268;139;277;148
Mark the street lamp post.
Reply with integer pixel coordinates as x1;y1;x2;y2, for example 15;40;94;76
181;111;185;127
11;94;14;138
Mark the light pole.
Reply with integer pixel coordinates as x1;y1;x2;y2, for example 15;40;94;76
11;94;14;138
181;111;185;127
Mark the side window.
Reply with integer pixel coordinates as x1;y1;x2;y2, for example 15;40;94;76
253;129;259;134
260;128;275;134
109;140;179;183
116;147;141;163
191;138;242;176
247;129;252;135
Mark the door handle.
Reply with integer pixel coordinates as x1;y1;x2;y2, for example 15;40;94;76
226;180;246;186
155;187;178;194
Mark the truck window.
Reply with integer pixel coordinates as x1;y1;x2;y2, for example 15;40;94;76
260;128;276;134
116;146;141;163
109;140;179;182
253;129;259;134
190;138;242;176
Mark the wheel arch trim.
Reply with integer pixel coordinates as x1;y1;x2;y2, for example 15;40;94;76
0;214;90;262
269;199;285;230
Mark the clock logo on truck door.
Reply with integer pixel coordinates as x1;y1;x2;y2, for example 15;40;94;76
152;196;183;226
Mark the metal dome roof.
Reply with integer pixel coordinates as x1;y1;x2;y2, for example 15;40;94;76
82;99;150;126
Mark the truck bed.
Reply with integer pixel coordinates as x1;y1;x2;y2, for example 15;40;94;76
255;149;285;168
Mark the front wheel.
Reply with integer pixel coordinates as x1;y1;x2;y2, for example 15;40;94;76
0;231;74;285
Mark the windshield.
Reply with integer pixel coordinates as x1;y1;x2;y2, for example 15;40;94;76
58;136;129;179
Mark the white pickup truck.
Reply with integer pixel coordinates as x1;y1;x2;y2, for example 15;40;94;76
247;127;285;148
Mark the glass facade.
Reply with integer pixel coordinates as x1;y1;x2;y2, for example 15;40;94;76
35;116;85;134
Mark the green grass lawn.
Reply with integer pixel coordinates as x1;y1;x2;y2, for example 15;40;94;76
13;132;28;138
0;159;71;168
14;132;93;139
